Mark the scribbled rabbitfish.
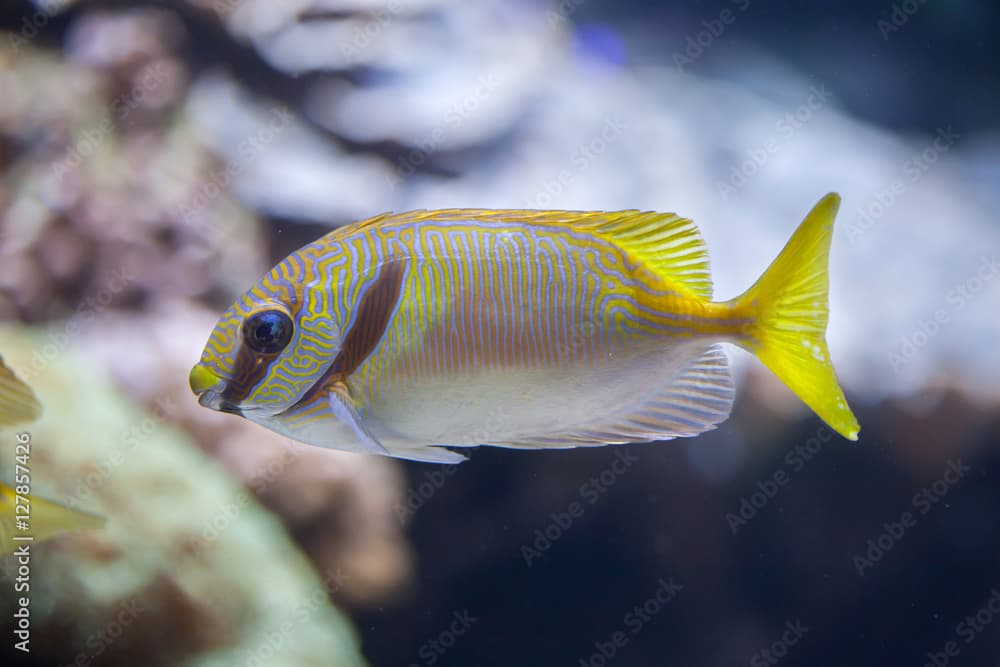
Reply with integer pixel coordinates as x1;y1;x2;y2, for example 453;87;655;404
189;193;859;463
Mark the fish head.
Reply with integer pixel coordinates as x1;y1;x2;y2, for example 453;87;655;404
189;258;344;422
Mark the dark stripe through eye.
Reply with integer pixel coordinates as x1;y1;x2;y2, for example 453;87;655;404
220;308;295;406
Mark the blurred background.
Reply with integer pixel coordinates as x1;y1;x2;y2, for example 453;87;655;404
1;0;999;665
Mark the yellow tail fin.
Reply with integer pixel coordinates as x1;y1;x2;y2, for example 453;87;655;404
730;193;860;440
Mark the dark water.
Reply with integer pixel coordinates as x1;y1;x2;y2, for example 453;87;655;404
361;398;1000;667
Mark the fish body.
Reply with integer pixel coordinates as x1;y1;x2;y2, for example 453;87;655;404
190;194;859;462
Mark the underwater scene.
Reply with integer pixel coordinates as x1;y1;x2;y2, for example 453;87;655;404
1;1;999;666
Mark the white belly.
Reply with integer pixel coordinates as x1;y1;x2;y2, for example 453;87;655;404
365;335;713;447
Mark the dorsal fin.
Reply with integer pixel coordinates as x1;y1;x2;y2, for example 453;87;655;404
338;208;713;300
585;211;713;299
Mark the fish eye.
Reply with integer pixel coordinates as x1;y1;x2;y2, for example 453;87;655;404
242;309;293;354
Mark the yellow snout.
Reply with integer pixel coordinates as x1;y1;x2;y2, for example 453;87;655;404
188;364;223;395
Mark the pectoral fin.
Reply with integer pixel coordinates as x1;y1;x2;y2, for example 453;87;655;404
272;378;392;456
327;382;391;456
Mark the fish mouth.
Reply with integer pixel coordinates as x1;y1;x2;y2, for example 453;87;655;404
189;365;244;417
189;364;222;395
216;399;244;416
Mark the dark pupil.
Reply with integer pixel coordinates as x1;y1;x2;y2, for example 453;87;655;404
254;320;281;344
244;311;291;353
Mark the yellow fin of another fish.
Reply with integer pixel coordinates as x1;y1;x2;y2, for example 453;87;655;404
0;484;106;554
730;193;860;440
487;345;734;449
0;356;41;426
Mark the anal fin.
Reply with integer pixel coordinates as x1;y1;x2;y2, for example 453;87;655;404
493;345;735;449
387;445;467;464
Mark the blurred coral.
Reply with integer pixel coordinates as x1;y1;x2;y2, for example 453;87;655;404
0;20;266;324
0;326;369;666
0;3;415;641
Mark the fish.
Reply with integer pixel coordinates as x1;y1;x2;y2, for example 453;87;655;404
190;193;859;463
0;355;106;554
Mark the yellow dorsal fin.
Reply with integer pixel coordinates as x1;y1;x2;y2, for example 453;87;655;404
585;211;712;299
348;208;713;299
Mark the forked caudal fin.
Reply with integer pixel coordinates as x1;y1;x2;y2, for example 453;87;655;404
729;193;860;440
